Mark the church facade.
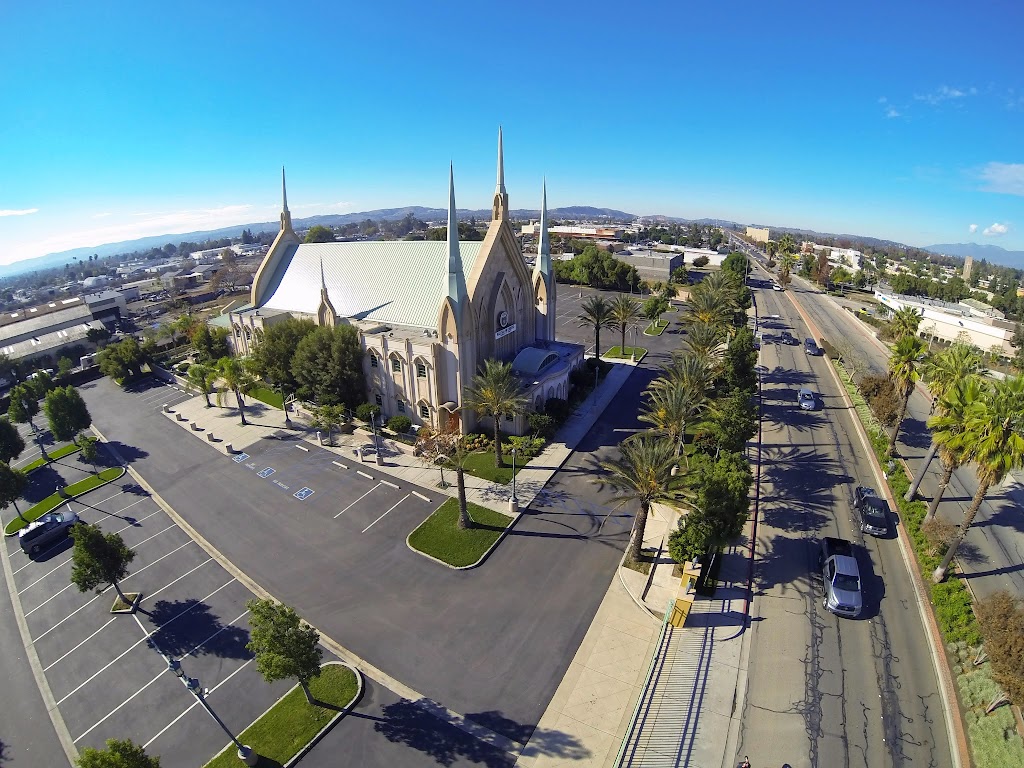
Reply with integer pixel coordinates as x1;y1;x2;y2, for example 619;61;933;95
227;131;584;435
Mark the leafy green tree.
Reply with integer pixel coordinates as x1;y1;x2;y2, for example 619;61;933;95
245;598;323;704
0;417;26;464
609;295;642;354
86;327;112;346
291;325;365;408
699;389;758;455
215;357;258;426
886;335;928;456
186;363;216;407
58;357;75;380
464;359;529;468
682;322;726;366
304;225;336;243
933;376;1024;582
310;404;347;446
576;296;615;359
70;523;137;604
191;325;230;364
44;385;92;443
8;382;40;433
723;327;757;394
722;251;748;277
642;295;669;331
777;233;796;256
248;318;316;423
79;434;101;472
97;337;146;380
29;370;55;399
597;434;686;563
778;252;796;290
0;462;29;523
76;738;161;768
669;450;752;562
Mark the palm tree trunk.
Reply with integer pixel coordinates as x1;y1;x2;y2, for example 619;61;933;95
594;327;601;360
905;440;938;501
620;324;626;354
924;460;954;523
299;680;315;705
887;390;911;456
202;390;211;407
456;467;470;529
236;389;247;426
493;415;503;468
933;480;990;582
628;500;650;563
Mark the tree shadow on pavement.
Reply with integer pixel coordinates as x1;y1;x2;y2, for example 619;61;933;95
140;599;251;661
102;441;149;464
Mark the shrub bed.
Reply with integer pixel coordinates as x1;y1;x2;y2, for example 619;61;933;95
4;466;126;535
22;443;82;473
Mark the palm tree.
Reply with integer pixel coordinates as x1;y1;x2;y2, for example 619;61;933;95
639;381;707;463
886;335;928;456
888;305;923;340
577;296;615;360
610;295;642;355
905;344;986;500
415;428;473;529
463;359;529;468
215;356;257;426
682;322;727;366
186;363;216;407
933;376;1024;582
777;233;796;256
597;433;686;563
683;290;732;330
654;351;715;396
778;252;796;290
922;378;981;522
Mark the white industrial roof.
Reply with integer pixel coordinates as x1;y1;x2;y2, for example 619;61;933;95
261;241;483;329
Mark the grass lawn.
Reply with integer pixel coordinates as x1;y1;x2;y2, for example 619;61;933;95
643;320;669;336
249;386;283;409
22;443;81;473
461;450;524;485
604;345;648;362
205;664;359;768
4;466;125;535
408;498;512;567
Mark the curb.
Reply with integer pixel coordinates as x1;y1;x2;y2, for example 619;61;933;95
4;466;127;537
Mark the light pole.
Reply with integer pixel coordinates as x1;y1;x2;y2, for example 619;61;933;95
629;326;637;362
509;448;518;514
370;412;384;465
167;658;257;766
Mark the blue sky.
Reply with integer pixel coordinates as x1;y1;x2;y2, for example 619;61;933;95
1;0;1022;266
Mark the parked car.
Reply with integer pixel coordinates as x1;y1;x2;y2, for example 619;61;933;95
853;486;890;536
819;537;863;617
19;508;80;555
804;338;823;356
798;388;817;410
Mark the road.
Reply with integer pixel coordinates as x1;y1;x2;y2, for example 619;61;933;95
736;281;952;767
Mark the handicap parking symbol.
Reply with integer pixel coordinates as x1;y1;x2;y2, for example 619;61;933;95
232;453;250;463
257;467;276;478
294;487;314;501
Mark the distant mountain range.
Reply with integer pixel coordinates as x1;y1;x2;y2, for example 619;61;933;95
923;242;1024;268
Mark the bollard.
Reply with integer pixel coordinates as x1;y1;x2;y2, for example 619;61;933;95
355;447;362;462
190;422;200;431
375;451;384;466
508;497;519;515
207;432;215;442
225;443;233;454
163;404;170;413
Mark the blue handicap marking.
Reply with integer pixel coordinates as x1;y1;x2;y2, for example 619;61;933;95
232;453;250;463
257;467;276;478
294;487;314;501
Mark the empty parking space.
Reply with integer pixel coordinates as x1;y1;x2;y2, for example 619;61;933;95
125;378;192;409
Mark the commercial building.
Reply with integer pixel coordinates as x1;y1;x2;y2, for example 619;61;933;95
226;131;583;435
0;292;123;369
520;223;625;240
875;289;1016;355
746;226;770;243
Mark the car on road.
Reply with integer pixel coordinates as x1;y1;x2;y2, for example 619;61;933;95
854;486;890;536
819;537;863;617
772;283;782;291
798;387;817;410
19;508;80;555
804;337;823;355
780;331;797;345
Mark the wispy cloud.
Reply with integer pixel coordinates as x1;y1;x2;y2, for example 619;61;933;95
983;222;1009;236
878;96;903;119
0;208;39;217
979;162;1024;196
92;212;112;219
914;85;975;106
969;224;978;233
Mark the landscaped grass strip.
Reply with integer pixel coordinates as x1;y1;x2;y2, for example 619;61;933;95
408;498;512;567
204;664;359;768
604;346;648;361
643;320;669;336
21;443;82;474
4;466;126;535
249;386;284;409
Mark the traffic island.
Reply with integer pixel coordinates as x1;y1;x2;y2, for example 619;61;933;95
203;662;361;768
604;346;648;362
407;498;512;568
4;466;127;535
110;592;142;614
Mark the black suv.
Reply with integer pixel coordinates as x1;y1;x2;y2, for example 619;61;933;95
853;486;889;536
804;338;823;356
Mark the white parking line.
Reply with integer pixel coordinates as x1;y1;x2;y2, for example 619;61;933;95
44;617;118;671
75;665;167;743
334;483;381;518
176;609;249;660
362;494;410;533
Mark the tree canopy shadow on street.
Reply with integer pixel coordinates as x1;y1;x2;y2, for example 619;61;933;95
101;440;149;464
140;598;251;661
369;698;588;767
894;415;932;451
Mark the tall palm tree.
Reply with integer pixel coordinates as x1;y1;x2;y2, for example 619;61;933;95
778;252;796;290
777;233;796;256
596;433;686;563
216;356;257;426
610;295;642;354
922;378;981;522
887;335;928;456
186;363;216;407
905;344;987;500
888;305;924;340
639;381;707;462
682;322;727;366
933;376;1024;582
577;296;615;360
654;351;715;396
463;359;529;468
683;290;733;330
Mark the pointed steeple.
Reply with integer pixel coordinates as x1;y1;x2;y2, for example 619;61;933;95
316;256;337;327
319;256;328;296
491;126;509;221
446;163;464;304
537;178;551;276
280;166;293;232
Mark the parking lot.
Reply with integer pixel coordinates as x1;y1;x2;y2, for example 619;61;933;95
4;451;295;768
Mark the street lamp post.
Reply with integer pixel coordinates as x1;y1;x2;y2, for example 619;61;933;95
509;448;518;514
370;412;384;465
168;658;257;766
629;326;637;362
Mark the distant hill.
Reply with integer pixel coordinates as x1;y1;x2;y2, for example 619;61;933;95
923;242;1024;268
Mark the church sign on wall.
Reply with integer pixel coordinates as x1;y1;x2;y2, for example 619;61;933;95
495;310;516;340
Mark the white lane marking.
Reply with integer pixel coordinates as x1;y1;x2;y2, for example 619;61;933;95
44;618;118;671
356;470;374;480
25;583;78;617
331;461;349;469
412;491;431;503
380;479;399;489
334;483;381;518
362;494;410;533
295;445;309;452
75;666;167;743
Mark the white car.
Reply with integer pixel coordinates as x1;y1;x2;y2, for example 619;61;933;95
19;508;80;555
798;388;817;410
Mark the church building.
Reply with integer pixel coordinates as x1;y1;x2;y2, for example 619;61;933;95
227;131;584;435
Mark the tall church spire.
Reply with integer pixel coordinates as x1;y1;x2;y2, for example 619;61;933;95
316;255;336;327
280;166;293;232
537;178;551;276
446;163;464;304
491;126;509;221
